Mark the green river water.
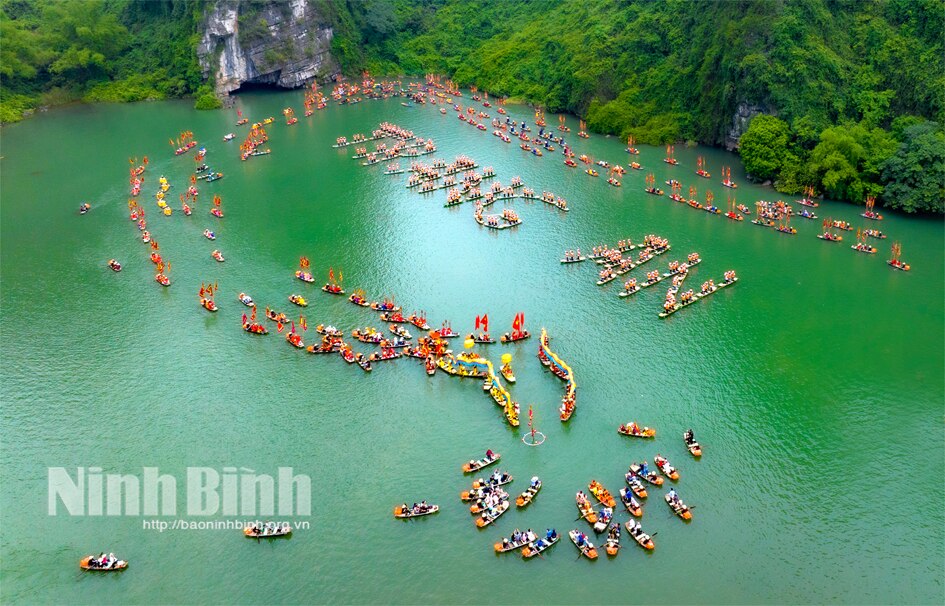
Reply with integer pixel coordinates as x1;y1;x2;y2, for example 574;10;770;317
1;89;943;605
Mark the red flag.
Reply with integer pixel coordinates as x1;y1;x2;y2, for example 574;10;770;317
301;317;307;331
329;267;335;281
512;314;520;330
200;284;205;296
475;315;481;330
251;307;257;321
237;109;242;117
242;313;247;324
483;314;489;331
277;322;284;333
290;321;296;334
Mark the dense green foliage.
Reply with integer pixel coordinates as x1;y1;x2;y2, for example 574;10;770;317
335;0;943;210
2;0;941;211
0;0;205;121
880;122;945;213
738;115;791;182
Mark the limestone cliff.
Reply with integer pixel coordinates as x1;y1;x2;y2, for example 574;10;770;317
725;102;768;151
197;0;336;96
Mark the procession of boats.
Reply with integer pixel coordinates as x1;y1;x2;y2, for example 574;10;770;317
84;76;919;574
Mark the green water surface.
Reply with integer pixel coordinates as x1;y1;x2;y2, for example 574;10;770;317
1;90;943;604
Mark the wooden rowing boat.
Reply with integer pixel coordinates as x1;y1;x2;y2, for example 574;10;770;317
569;530;598;559
576;492;598;524
625;519;655;549
654;454;680;480
516;479;541;507
665;493;692;520
619;487;643;517
629;463;664;486
522;534;559;558
604;522;621;556
394;504;439;518
475;499;509;527
472;472;513;488
624;472;648;499
588;480;616;508
494;530;535;553
462;452;500;473
79;556;128;571
618;423;656;438
244;523;292;538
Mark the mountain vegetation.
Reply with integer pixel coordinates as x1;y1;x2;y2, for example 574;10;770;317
2;0;941;211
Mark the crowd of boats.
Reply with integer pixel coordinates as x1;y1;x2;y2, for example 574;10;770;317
392;422;703;559
560;235;738;317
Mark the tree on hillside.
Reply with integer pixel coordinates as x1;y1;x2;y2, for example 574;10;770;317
739;114;790;181
880;122;945;213
808;124;897;203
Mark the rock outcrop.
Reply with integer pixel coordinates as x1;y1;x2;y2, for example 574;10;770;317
725;102;767;151
197;0;336;96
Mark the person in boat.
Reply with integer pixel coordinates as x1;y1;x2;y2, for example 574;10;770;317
667;488;678;503
485;449;495;460
640;461;649;476
685;429;694;443
576;532;587;547
547;528;556;540
530;476;540;488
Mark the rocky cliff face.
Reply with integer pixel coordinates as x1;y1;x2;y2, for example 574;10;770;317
197;0;336;96
726;102;767;151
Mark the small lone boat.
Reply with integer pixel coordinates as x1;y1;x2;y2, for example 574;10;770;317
394;503;439;518
515;477;541;507
462;450;500;473
322;283;345;295
79;554;127;571
665;491;692;520
79;203;91;214
618;422;655;438
296;270;315;283
238;293;255;307
211;249;225;262
569;530;598;559
203;229;216;240
244;521;291;538
200;297;218;312
107;259;122;272
684;429;702;457
288;294;308;307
